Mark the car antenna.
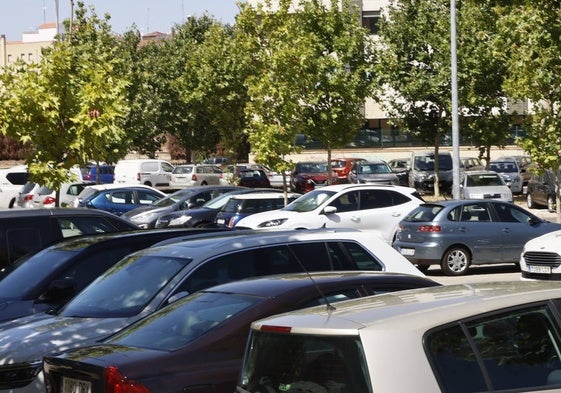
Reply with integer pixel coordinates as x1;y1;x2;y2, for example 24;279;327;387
287;246;336;312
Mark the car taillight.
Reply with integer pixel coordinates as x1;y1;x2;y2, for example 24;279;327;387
24;194;33;201
418;225;442;232
84;174;91;180
105;366;150;393
260;325;292;333
191;174;198;181
43;196;56;205
136;173;141;182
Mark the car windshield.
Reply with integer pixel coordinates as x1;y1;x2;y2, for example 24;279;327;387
0;247;80;300
403;204;445;222
152;190;195;207
414;155;453;171
283;189;336;212
466;174;503;187
298;163;328;173
357;163;392;174
60;254;190;318
490;162;518;173
238;331;372;393
106;292;259;350
173;166;193;174
202;192;239;209
331;161;346;169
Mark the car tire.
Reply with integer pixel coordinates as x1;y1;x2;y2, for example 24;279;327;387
441;246;470;276
548;196;556;213
526;193;535;209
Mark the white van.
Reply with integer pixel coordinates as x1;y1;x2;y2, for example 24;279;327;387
114;159;174;189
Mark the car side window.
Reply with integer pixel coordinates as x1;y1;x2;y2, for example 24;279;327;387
137;191;160;205
494;203;532;223
336;241;383;271
427;305;561;392
330;191;358;212
359;189;410;209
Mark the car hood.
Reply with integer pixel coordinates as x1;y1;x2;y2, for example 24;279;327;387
236;209;314;229
525;230;561;252
122;205;170;218
0;315;130;364
297;173;329;181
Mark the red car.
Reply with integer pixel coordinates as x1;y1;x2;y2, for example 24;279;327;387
331;157;367;183
290;161;339;193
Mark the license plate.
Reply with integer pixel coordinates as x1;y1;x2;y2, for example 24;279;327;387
216;218;225;225
528;265;551;274
399;248;415;256
62;377;92;393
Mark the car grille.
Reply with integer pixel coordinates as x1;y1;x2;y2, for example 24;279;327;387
0;362;42;389
523;251;561;267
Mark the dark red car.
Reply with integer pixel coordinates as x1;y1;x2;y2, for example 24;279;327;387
237;169;271;188
290;161;339;193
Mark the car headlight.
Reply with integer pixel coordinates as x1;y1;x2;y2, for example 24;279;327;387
168;215;192;227
258;218;288;228
129;212;157;223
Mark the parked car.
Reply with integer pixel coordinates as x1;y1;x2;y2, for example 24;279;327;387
290;161;339;193
0;228;423;393
215;192;301;228
113;159;174;189
347;159;399;185
153;188;283;229
520;229;561;280
169;164;224;188
331;157;366;183
82;165;115;184
501;154;533;186
237;169;271;188
15;181;41;208
236;184;424;244
122;185;241;228
43;271;440;393
460;170;513;202
409;150;454;194
489;158;524;194
223;164;279;188
31;181;94;208
0;164;28;208
393;199;561;275
460;156;485;171
526;168;560;212
238;281;561;393
75;183;166;216
387;157;410;186
0;208;138;269
0;228;220;323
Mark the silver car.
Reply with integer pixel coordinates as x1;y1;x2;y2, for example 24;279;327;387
393;199;561;275
460;170;513;202
348;160;399;185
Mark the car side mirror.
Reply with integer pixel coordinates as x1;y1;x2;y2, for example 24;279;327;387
323;206;338;215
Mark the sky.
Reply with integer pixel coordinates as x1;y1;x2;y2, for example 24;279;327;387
0;0;242;41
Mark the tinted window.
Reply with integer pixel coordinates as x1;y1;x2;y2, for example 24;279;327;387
57;217;124;237
340;242;383;271
492;203;533;223
137;190;161;205
405;204;444;222
427;305;561;392
360;189;410;209
5;172;28;185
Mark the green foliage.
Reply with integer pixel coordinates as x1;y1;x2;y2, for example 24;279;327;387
0;2;129;202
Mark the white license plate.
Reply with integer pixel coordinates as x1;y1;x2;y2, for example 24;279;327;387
400;248;415;256
62;377;92;393
216;218;225;225
528;265;551;274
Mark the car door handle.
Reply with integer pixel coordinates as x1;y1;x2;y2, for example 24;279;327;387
459;226;467;232
502;228;511;233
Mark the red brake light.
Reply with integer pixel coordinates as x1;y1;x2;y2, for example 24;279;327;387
260;325;292;333
418;225;442;232
136;173;141;181
191;174;198;181
43;196;56;205
105;366;150;393
24;194;33;201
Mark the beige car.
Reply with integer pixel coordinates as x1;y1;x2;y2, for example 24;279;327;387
239;281;561;393
169;164;223;188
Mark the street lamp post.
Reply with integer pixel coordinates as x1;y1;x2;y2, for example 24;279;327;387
450;0;460;200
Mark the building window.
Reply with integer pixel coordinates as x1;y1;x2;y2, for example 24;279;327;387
28;53;33;62
362;10;380;35
7;54;12;63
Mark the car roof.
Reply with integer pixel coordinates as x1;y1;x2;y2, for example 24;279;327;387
250;281;561;334
84;183;163;192
303;183;417;193
228;192;300;200
0;208;134;219
201;271;440;298
463;170;499;175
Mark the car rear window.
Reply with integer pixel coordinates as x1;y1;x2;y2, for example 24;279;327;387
238;331;372;393
403;204;444;222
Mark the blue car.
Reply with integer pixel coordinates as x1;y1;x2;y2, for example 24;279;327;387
82;165;115;184
76;184;165;216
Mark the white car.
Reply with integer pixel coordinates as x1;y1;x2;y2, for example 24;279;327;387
0;164;28;208
460;170;513;202
169;164;223;188
235;184;424;244
520;229;561;280
238;281;561;393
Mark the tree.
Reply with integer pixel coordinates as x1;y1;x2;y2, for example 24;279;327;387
0;2;129;204
375;0;510;196
239;0;374;189
494;1;561;219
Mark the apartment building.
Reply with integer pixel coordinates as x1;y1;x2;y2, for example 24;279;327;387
0;22;59;68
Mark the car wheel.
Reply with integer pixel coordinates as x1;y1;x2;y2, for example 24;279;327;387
548;195;556;213
526;193;535;209
441;246;471;276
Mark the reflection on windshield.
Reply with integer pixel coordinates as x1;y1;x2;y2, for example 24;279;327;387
108;292;258;350
152;192;188;207
284;190;336;212
414;155;453;171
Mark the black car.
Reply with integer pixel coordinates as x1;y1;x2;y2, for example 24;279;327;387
122;185;242;228
0;208;138;269
526;168;560;213
0;227;223;323
43;272;440;393
154;188;283;228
